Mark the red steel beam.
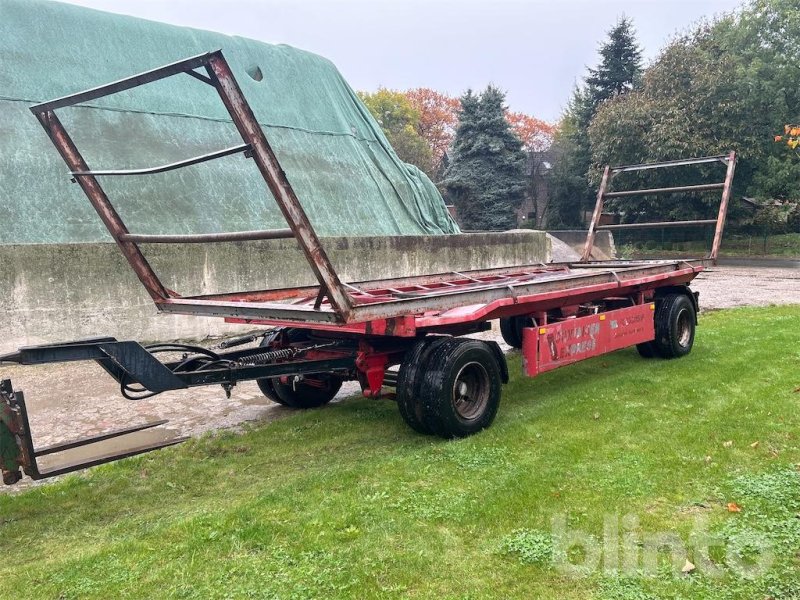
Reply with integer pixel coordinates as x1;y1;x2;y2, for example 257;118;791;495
710;151;737;264
581;165;611;262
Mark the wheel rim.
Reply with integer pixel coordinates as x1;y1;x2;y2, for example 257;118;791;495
451;361;490;421
676;309;693;347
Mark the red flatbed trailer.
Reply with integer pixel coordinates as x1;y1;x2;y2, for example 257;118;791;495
0;52;737;485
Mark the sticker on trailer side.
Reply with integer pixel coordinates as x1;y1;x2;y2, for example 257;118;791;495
522;303;655;377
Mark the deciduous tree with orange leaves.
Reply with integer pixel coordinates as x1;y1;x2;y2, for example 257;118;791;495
405;89;554;160
404;88;460;164
361;86;554;186
774;124;800;153
505;112;555;152
358;88;435;176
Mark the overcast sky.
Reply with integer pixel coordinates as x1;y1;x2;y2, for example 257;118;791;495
62;0;742;122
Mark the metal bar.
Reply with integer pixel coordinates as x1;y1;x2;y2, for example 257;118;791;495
34;437;188;480
342;282;369;295
598;219;717;231
710;151;737;264
70;144;250;177
34;419;169;456
178;357;356;387
185;69;214;86
569;260;682;268
120;229;294;244
30;51;219;113
158;297;342;323
451;271;482;283
11;388;36;483
204;53;355;320
581;165;610;261
611;155;730;173
32;110;170;301
603;182;724;198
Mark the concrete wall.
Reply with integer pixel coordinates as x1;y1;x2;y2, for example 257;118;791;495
548;230;616;261
0;231;550;353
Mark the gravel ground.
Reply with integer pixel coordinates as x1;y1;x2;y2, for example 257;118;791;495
2;261;797;491
690;260;799;309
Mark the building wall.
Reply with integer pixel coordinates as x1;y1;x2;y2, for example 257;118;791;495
0;232;550;353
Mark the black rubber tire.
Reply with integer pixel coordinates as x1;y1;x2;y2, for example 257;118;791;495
255;328;341;408
499;315;534;349
396;336;448;434
271;374;342;409
653;293;696;359
255;329;298;406
636;341;657;359
256;377;282;403
417;338;503;438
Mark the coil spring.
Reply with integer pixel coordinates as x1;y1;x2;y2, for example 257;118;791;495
237;347;295;366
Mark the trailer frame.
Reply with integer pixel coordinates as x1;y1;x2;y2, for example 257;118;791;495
0;51;737;485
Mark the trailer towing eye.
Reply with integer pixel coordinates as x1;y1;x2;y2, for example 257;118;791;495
0;378;187;486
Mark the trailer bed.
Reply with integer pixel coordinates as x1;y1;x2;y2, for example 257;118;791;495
159;260;706;331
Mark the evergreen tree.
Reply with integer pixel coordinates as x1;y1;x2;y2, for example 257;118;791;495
547;90;596;227
546;18;642;227
443;86;527;230
586;18;643;109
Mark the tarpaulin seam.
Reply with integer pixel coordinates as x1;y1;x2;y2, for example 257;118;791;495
0;95;381;143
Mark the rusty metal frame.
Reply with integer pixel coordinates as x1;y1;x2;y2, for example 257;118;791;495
30;50;355;318
581;152;737;264
0;379;186;485
32;51;719;328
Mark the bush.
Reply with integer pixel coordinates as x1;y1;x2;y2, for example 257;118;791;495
754;206;787;236
788;206;800;233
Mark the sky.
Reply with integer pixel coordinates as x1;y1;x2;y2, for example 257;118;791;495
61;0;743;123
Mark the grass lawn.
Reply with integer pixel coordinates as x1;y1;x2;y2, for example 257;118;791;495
1;305;799;599
720;233;800;257
621;232;800;259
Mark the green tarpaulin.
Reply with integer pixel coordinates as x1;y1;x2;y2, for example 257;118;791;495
0;0;459;244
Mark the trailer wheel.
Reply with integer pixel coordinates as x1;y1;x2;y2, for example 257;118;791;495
653;293;696;359
256;377;282;403
499;315;534;349
256;329;295;406
418;338;502;438
396;336;448;434
271;374;342;409
255;328;340;408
